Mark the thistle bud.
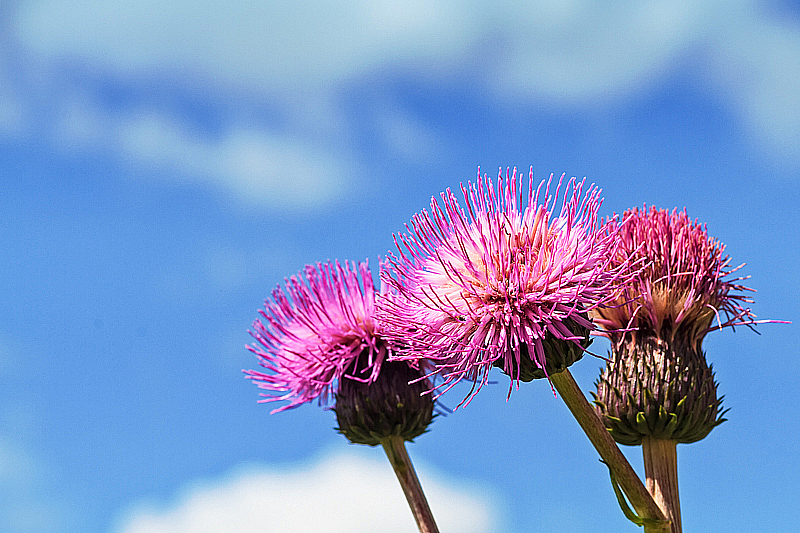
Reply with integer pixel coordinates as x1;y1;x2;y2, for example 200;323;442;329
588;206;777;447
494;319;592;381
334;359;434;446
592;337;726;445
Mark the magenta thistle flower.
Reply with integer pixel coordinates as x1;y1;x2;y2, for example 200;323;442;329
244;260;434;445
380;167;636;405
592;206;785;445
592;205;765;350
244;260;388;413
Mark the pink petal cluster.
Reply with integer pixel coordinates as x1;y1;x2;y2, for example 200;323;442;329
592;205;763;349
380;167;636;404
244;260;390;413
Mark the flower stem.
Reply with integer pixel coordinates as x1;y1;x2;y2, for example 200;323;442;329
549;369;670;532
642;437;682;533
380;435;440;533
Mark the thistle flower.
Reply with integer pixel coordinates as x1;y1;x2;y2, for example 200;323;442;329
592;206;766;445
380;167;637;405
592;205;759;350
244;260;433;445
588;206;790;532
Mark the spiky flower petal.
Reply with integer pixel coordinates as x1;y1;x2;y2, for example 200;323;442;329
593;205;759;350
380;167;636;405
245;260;388;412
244;261;433;445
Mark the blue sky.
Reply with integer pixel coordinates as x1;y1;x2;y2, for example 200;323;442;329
2;1;799;532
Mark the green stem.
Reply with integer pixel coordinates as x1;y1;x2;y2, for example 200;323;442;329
642;437;682;533
380;435;440;533
550;369;670;532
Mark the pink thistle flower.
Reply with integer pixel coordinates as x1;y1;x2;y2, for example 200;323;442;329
380;167;637;405
592;206;787;445
592;205;772;351
244;260;389;413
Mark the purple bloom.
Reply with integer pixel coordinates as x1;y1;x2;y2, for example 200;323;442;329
592;205;767;350
244;260;389;413
380;167;636;405
591;206;787;446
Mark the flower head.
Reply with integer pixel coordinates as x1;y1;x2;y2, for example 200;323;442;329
592;206;780;445
592;205;760;351
244;260;434;444
245;260;386;413
380;167;636;405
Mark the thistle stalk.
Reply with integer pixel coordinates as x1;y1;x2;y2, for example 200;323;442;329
642;437;681;533
550;369;670;532
381;435;440;533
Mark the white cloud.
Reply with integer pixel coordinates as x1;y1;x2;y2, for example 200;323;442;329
706;12;800;166
117;110;349;209
52;102;350;210
114;450;500;533
9;0;735;104
486;0;712;104
8;0;800;201
15;0;472;96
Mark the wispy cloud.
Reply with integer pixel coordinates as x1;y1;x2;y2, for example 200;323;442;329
706;10;800;166
114;450;501;533
6;0;800;209
0;438;68;533
115;111;351;210
14;0;471;96
48;95;351;209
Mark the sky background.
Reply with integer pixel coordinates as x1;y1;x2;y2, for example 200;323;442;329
2;1;799;532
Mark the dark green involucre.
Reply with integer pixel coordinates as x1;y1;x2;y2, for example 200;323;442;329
334;358;434;446
495;320;592;381
592;337;727;446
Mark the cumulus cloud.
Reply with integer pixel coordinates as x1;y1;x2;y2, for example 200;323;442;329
114;450;501;533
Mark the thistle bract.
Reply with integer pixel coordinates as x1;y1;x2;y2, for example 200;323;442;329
494;316;591;381
381;167;636;405
593;337;726;445
334;359;434;446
